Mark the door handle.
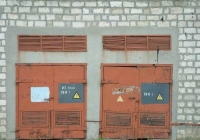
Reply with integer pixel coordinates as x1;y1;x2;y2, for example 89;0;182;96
44;97;54;101
129;96;135;99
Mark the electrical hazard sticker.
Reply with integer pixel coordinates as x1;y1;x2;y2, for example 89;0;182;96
156;94;163;100
117;96;123;102
73;92;81;99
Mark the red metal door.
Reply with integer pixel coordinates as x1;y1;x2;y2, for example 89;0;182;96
16;64;86;139
101;66;139;139
101;64;172;139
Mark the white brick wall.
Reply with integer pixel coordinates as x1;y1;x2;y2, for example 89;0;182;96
0;0;200;139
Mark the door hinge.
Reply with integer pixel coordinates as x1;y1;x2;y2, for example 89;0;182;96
16;79;32;84
101;80;118;85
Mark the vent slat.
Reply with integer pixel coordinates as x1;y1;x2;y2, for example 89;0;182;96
18;35;87;51
106;112;131;127
140;113;165;126
22;111;47;126
103;35;170;51
55;111;80;126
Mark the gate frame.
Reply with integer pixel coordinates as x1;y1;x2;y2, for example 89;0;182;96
16;63;87;139
100;64;173;138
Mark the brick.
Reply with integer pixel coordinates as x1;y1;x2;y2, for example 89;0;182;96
112;9;123;14
162;1;173;6
71;8;82;14
38;8;50;13
63;15;75;21
83;8;89;14
27;15;39;20
110;1;122;7
194;116;200;121
1;14;6;20
184;41;196;47
8;14;18;19
52;8;63;14
177;115;185;120
0;20;5;26
195;62;200;67
197;8;200;13
0;0;6;6
170;7;183;14
184;55;195;60
0;100;6;105
179;34;186;40
82;15;94;21
147;16;159;20
99;22;110;27
140;15;146;20
184;28;196;33
184;82;196;87
178;48;186;53
177;108;183;113
85;2;96;7
97;1;109;7
19;7;30;13
149;1;160;6
20;1;32;6
108;15;119;20
0;74;6;80
46;1;58;6
72;22;85;27
184;108;195;114
195;89;200;94
4;7;11;13
194;34;200;40
34;1;45;6
0;126;6;132
72;2;84;7
59;1;70;7
167;15;177;20
7;0;19;6
0;87;5;92
35;21;46;27
93;8;103;14
127;15;139;20
28;21;33;27
151;8;163;14
185;15;196;20
123;2;134;7
194;75;200;80
184;8;194;13
194;48;200;53
136;2;148;7
184;68;195;74
46;15;55;20
137;21;148;26
16;21;27;26
131;9;142;14
194;22;200;27
53;21;64;27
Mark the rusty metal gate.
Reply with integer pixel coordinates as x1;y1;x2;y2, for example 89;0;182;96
16;64;86;139
100;64;172;139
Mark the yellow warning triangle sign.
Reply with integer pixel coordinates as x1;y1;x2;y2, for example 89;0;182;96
156;94;163;100
73;92;80;99
117;96;123;102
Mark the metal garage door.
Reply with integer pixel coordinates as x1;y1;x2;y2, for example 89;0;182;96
16;64;86;139
100;64;172;139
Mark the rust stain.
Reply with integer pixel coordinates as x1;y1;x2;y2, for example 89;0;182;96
29;129;47;138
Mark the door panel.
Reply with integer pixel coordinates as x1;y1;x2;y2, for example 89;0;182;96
101;65;172;139
101;66;139;139
16;64;86;139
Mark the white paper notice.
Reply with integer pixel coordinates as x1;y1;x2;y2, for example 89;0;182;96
31;87;50;102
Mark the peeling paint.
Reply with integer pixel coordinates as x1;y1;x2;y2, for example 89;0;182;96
112;86;140;95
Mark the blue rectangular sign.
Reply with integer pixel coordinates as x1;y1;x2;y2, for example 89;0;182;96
141;83;169;104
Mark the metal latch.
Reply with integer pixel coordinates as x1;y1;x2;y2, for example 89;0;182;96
44;97;54;101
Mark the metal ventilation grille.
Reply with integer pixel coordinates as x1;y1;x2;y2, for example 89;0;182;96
55;111;80;126
18;36;41;50
103;36;125;50
140;113;165;126
18;35;87;51
22;111;47;126
126;36;147;50
103;35;171;51
106;112;131;127
64;36;87;51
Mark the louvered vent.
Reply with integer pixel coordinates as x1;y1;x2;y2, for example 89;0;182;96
22;111;47;126
18;35;87;51
55;111;80;126
103;35;171;51
106;112;131;127
148;36;170;50
103;36;125;50
140;113;165;126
